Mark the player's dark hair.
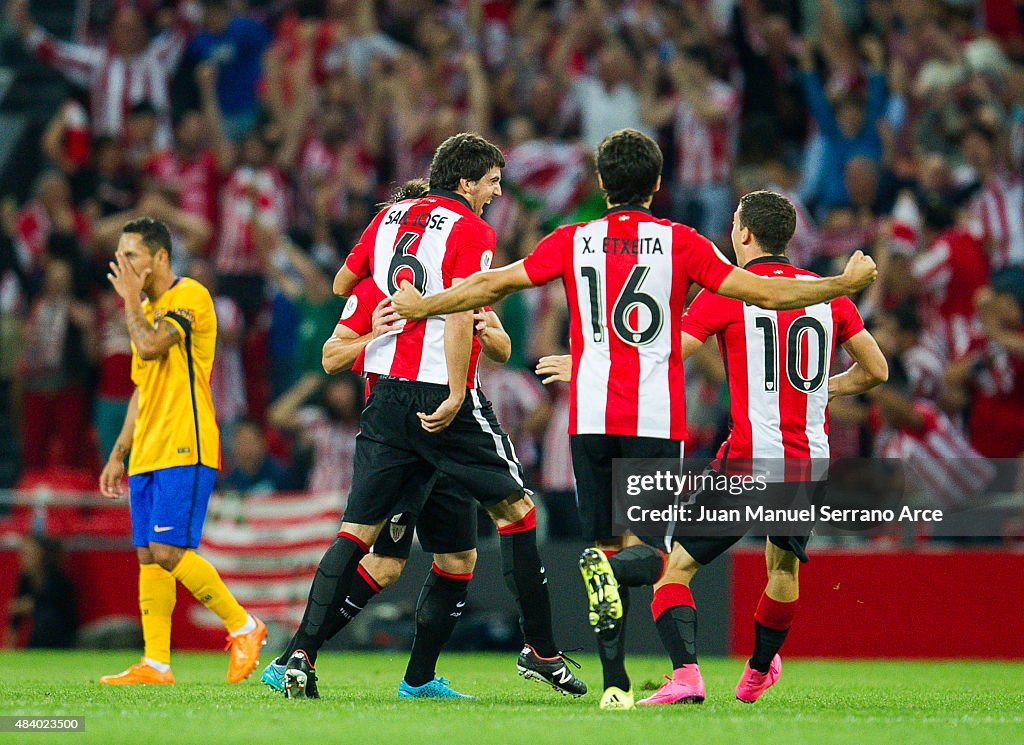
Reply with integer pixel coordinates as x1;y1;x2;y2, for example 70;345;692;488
428;133;505;192
737;190;796;255
596;129;663;206
122;217;173;257
377;178;430;209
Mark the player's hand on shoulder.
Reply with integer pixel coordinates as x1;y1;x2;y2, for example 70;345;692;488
391;280;426;320
841;250;877;292
371;297;403;338
99;458;127;499
536;355;571;384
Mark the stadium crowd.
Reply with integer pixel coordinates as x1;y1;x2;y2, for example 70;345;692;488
0;0;1022;537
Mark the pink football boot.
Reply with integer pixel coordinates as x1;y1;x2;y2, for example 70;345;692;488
637;664;705;705
735;654;782;703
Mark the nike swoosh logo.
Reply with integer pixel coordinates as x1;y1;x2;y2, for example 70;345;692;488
153;526;174;533
455;601;466;608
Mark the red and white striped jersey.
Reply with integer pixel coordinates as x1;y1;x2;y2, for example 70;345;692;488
145;148;220;227
344;190;492;387
336;277;383;375
26;19;191;149
210;295;246;425
681;257;864;468
522;206;736;439
673;79;741;187
875;400;995;509
214;165;289;274
969;171;1024;271
911;226;989;359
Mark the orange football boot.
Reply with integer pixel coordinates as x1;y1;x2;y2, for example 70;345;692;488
99;660;175;685
225;616;267;683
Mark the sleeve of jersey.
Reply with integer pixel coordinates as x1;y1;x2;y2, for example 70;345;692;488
337;283;374;335
162;284;207;340
680;289;729;341
522;231;565;285
344;236;372;278
447;221;496;283
682;229;736;291
834;296;866;343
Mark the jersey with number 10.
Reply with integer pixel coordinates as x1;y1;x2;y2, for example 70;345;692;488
344;191;491;387
681;256;865;462
522;206;736;439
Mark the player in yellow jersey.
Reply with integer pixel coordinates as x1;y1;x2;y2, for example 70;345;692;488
98;217;266;685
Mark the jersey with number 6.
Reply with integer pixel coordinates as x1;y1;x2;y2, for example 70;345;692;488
522;206;735;438
343;190;490;387
681;256;864;462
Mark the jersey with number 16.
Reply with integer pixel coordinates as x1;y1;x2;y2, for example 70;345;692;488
522;206;736;439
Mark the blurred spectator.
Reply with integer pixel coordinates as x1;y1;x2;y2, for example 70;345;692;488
8;0;195;147
17;257;95;470
961;123;1024;271
799;36;888;214
643;45;740;242
911;193;990;361
92;288;133;462
188;259;247;428
15;171;90;279
218;418;291;496
4;534;77;649
188;0;270;139
268;372;362;498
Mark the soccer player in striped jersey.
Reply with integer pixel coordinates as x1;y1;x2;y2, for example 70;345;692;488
391;130;877;709
278;137;585;698
535;190;888;705
99;218;266;685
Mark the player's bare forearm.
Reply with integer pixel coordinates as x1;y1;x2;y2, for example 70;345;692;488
110;389;139;462
443;310;473;400
124;297;179;360
393;262;535;320
333;265;360;297
477;309;511;363
322;332;372;374
718;251;877;310
828;365;881;399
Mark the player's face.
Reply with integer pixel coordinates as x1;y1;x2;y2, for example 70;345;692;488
117;233;157;292
463;166;502;216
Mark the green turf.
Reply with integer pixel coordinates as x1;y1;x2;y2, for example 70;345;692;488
0;651;1021;744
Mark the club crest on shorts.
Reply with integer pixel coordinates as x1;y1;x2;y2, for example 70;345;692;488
389;513;406;542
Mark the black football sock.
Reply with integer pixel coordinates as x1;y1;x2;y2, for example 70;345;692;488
277;532;368;665
750;593;796;672
609;544;664;586
319;564;382;643
597;586;631;691
404;565;471;687
652;583;698;668
498;508;558;658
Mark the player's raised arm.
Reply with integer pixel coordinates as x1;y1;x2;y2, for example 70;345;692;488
717;250;876;310
392;261;536;319
828;330;889;400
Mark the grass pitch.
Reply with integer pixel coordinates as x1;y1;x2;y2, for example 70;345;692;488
0;651;1021;745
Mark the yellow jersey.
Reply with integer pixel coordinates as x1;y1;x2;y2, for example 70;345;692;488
129;277;220;475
